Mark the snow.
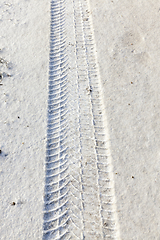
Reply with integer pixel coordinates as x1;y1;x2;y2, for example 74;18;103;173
89;0;160;239
0;1;50;239
1;0;160;239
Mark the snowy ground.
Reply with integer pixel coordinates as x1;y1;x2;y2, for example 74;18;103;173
90;1;160;239
1;0;160;239
0;1;50;239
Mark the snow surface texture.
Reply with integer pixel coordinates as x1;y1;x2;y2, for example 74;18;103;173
1;0;160;239
0;1;50;239
89;0;160;239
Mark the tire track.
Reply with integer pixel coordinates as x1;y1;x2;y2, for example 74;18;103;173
70;0;119;238
43;0;120;239
71;0;104;238
43;1;70;239
78;0;118;238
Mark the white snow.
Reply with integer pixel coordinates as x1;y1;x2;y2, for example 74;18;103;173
0;1;50;239
1;0;160;239
89;0;160;239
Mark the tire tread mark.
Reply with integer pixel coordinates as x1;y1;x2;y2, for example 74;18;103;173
44;0;120;239
79;0;121;239
71;0;120;239
72;0;104;238
43;1;70;240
